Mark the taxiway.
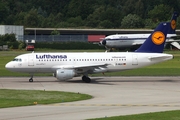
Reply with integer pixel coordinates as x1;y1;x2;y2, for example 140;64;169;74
0;76;180;120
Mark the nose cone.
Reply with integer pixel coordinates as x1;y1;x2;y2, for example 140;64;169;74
102;40;106;45
5;62;14;71
5;62;10;69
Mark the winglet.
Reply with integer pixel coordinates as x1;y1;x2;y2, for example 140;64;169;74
135;22;169;53
168;11;179;34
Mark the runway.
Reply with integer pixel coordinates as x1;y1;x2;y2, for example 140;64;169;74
0;76;180;120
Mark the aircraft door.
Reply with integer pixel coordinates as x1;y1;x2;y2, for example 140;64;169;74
28;55;34;66
132;54;138;65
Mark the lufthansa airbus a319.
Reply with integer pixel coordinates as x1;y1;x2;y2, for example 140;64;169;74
5;22;173;83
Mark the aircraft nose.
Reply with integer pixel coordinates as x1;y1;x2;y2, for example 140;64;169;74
98;41;103;46
5;62;13;70
5;62;10;69
102;40;106;45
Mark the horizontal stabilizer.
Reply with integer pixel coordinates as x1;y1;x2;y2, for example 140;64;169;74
148;55;173;61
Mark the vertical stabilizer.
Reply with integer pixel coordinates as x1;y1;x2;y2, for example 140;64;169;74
135;22;169;53
168;11;179;34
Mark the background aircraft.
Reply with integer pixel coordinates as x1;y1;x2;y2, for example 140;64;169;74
99;12;180;51
5;22;173;83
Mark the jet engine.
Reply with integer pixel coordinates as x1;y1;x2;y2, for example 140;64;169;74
54;69;75;81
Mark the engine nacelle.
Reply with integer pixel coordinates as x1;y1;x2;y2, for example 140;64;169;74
55;69;75;81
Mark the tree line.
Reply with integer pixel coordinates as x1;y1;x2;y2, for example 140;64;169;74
0;34;24;49
0;0;180;29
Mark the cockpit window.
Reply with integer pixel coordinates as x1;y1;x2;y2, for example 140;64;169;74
13;58;18;61
105;38;111;40
13;58;22;62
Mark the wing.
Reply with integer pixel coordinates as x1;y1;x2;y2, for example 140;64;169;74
166;37;180;49
132;42;144;46
51;63;110;74
170;41;180;49
169;35;180;40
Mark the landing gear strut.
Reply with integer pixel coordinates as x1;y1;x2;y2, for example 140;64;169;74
82;75;91;83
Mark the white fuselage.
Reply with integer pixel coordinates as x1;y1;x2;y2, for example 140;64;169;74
101;34;177;48
5;52;173;75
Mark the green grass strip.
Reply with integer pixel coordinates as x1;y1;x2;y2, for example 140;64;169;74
89;110;180;120
0;89;92;108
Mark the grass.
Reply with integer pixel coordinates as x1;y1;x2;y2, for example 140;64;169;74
89;110;180;120
0;89;92;108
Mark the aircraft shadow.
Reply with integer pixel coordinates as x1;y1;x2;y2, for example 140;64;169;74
67;78;179;85
12;77;179;86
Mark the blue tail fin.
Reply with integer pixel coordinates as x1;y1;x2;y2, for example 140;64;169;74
135;22;170;53
168;11;179;34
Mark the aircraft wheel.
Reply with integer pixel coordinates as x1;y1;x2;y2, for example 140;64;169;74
82;76;91;83
82;76;86;81
29;78;33;82
85;77;91;83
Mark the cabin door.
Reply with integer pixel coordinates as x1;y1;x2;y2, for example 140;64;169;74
28;55;34;66
132;54;138;65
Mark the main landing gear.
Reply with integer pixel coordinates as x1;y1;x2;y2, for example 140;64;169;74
29;74;33;82
29;78;33;82
82;75;91;83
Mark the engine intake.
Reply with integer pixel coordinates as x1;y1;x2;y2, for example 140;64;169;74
55;69;75;81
